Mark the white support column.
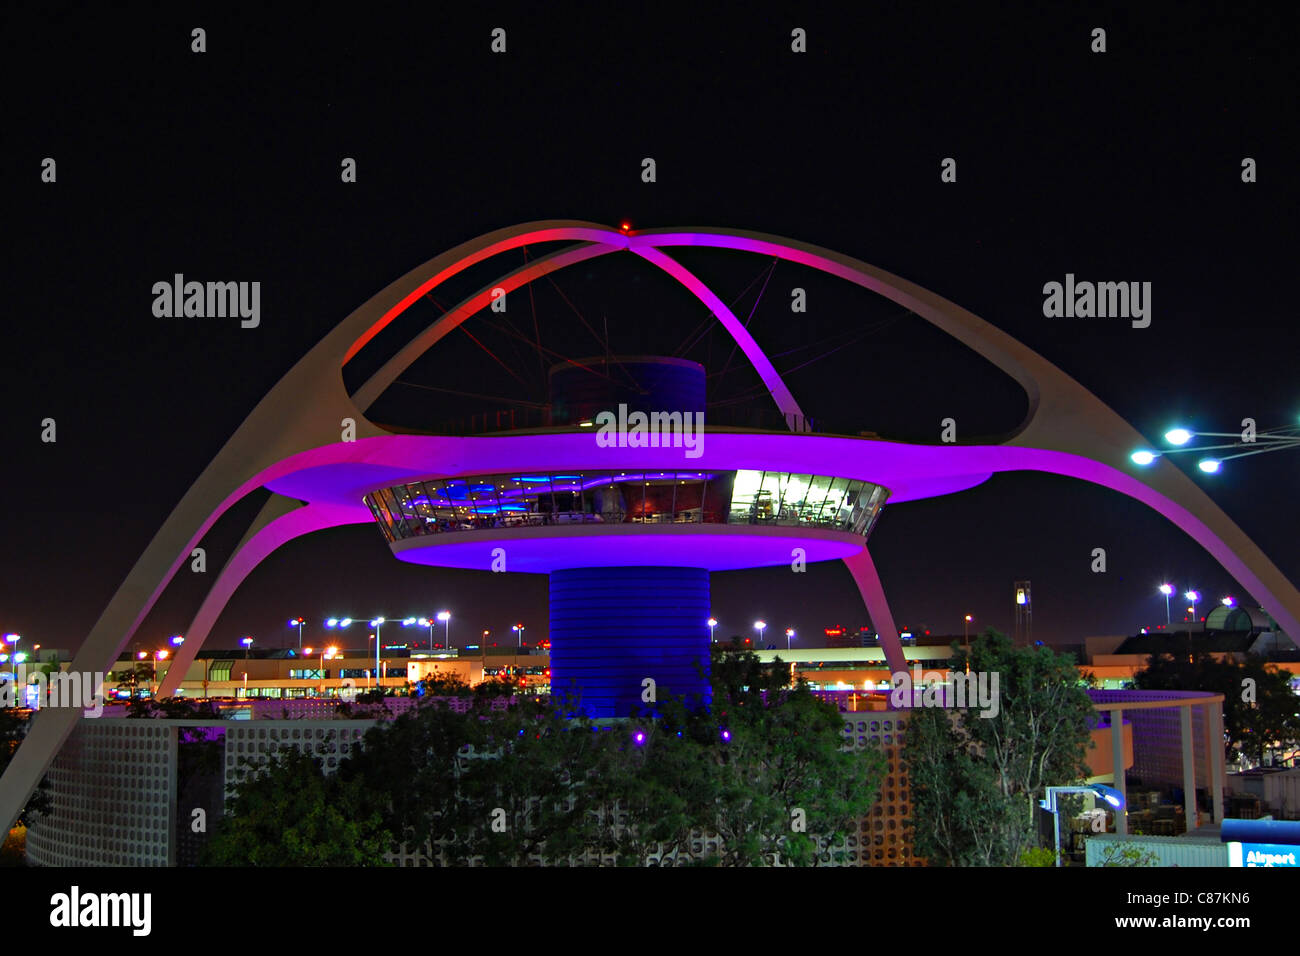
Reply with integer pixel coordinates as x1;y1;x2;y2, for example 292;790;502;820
1111;708;1127;836
1210;701;1226;824
1181;705;1198;830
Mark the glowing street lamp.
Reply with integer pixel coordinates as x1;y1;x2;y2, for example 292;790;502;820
170;635;184;646
1158;583;1174;625
288;616;306;649
1185;590;1201;623
411;617;435;652
1221;596;1235;607
707;618;718;641
240;636;254;659
512;623;525;647
754;620;767;645
437;610;451;650
369;618;385;685
1040;784;1126;866
785;627;795;650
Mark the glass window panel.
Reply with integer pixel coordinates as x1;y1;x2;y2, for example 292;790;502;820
805;474;837;523
730;469;764;523
779;473;813;523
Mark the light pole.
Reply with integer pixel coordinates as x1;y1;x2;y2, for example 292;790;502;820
1185;590;1200;625
154;649;168;697
512;623;525;647
964;615;973;673
288;617;305;649
785;627;795;650
370;618;385;691
754;620;766;647
240;636;253;659
437;611;451;650
1040;784;1125;866
1159;584;1174;626
707;617;718;642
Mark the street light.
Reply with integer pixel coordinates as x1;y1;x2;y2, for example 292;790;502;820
512;624;525;647
1185;590;1200;624
707;618;717;642
170;635;184;646
240;636;253;659
411;617;435;653
1134;421;1300;474
1040;784;1126;866
369;618;385;689
785;627;795;650
1158;584;1174;626
754;620;767;646
437;611;451;650
288;617;305;649
1221;596;1235;607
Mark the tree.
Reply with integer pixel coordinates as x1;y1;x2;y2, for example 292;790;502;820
203;640;887;867
0;707;51;827
698;642;885;866
908;629;1095;865
201;745;392;866
1135;652;1300;765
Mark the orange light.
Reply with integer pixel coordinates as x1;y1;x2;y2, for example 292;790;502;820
620;221;631;232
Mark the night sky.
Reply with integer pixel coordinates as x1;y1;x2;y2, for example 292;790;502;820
4;5;1296;657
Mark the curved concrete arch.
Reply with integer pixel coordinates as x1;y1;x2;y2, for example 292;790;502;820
155;498;367;698
3;220;1296;834
348;232;806;425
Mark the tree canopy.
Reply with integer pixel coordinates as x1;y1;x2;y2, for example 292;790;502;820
203;642;884;866
907;629;1095;865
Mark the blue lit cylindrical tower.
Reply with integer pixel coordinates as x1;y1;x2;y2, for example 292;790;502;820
549;566;711;717
546;356;711;717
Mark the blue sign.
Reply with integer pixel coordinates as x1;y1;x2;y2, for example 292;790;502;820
1229;842;1300;867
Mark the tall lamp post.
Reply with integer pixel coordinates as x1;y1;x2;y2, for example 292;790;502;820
1158;584;1174;626
437;611;451;651
288;617;305;650
785;627;795;650
754;620;767;647
707;617;718;642
369;618;385;690
964;614;973;673
512;623;525;647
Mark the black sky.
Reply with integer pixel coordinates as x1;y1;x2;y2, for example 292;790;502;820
3;5;1297;656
